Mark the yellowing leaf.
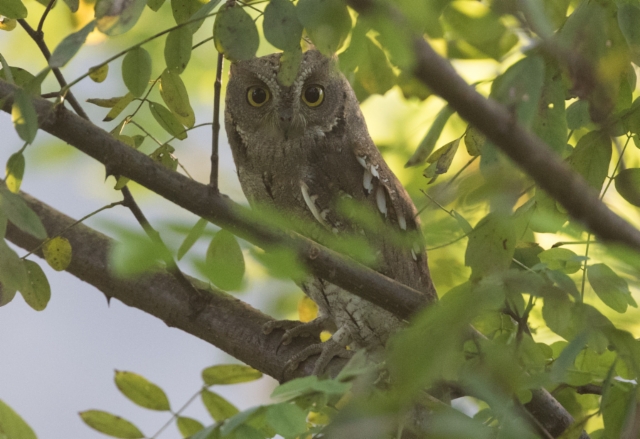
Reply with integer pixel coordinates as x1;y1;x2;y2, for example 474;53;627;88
89;64;109;83
202;364;262;385
176;416;204;437
615;168;640;207
43;236;72;271
298;296;317;323
114;370;171;411
159;70;195;128
0;398;37;439
0;17;17;31
79;410;144;439
19;259;51;311
5;152;25;193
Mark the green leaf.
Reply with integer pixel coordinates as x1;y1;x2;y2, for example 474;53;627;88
588;263;637;313
271;376;350;401
405;105;455;167
0;67;41;95
49;20;96;68
103;93;135;122
618;4;640;65
213;5;259;61
263;0;303;51
602;381;636;438
353;35;395;98
615;168;640;207
19;260;51;311
115;370;171;411
538;248;582;274
147;0;166;12
201;389;239;422
550;331;589;383
202;364;262;385
566;100;591;130
177;217;208;260
95;0;147;35
277;48;303;87
79;410;144;439
89;64;109;83
0;0;27;19
297;0;351;55
5;152;25;193
88;96;126;108
42;236;72;271
165;26;193;74
149;101;187;140
172;0;202;24
465;212;516;280
12;89;38;143
176;416;204;437
424;138;461;180
567;131;612;191
265;403;308;439
532;67;567;155
0;187;47;239
0;241;27;302
542;288;574;339
63;0;79;12
205;229;245;291
463;126;485;156
442;2;517;60
159;69;195;127
0;399;37;439
122;47;152;98
188;0;222;33
110;229;167;276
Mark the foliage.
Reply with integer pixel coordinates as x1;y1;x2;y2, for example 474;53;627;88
3;0;640;437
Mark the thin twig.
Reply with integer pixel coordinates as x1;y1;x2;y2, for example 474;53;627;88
210;52;224;190
36;0;56;35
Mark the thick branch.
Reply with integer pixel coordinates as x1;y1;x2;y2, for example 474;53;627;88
6;189;346;382
346;0;640;252
0;79;430;320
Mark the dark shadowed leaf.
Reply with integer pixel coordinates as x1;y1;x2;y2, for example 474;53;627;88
297;0;351;55
205;229;245;290
147;0;166;12
187;0;222;33
213;5;259;61
115;370;171;411
0;67;41;95
0;240;28;295
566;100;591;130
202;364;262;385
615;168;640;207
533;68;567;155
80;410;144;438
263;0;303;51
19;260;51;311
618;4;640;65
49;20;96;68
172;0;202;24
95;0;146;35
277;48;302;87
122;47;152;98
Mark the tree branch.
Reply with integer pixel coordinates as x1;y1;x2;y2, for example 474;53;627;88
0;79;431;320
346;0;640;253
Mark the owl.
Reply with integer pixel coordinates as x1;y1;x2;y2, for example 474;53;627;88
225;50;437;374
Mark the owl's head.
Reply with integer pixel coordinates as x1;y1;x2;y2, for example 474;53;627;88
225;50;349;142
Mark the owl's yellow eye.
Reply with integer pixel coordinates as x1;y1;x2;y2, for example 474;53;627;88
302;85;324;107
247;86;270;107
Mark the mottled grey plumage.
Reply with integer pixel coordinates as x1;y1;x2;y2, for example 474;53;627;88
225;50;436;373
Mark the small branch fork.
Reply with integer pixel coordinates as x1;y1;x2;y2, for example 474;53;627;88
17;8;203;311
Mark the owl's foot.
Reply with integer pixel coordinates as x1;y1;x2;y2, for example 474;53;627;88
286;338;354;376
263;315;331;346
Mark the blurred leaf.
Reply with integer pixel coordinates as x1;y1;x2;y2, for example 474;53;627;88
566;100;591;130
187;0;222;33
147;0;166;12
0;187;47;239
602;381;635;439
529;189;566;233
5;152;24;193
265;403;308;439
0;398;36;439
177;217;208;260
615;168;640;207
42;236;72;271
533;67;567;155
176;416;204;437
115;370;171;411
160;69;195;127
618;4;640;65
252;246;307;282
205;229;245;291
588;263;637;313
172;0;202;24
213;4;259;61
122;47;152;98
79;410;144;438
297;0;351;55
63;0;79;11
0;67;41;95
464;126;484;156
19;259;50;311
103;93;135;122
49;20;96;68
149;101;187;139
277;48;302;87
165;26;192;74
543;289;575;340
95;0;146;35
405;105;455;167
11;89;37;143
201;389;239;422
538;248;582;274
89;64;109;83
550;331;589;383
567;131;611;191
465;212;516;280
0;17;17;31
202;364;262;385
0;240;27;295
110;230;165;276
424;138;461;180
0;0;27;19
263;0;303;51
271;376;350;402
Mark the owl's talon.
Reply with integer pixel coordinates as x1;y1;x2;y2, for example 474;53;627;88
262;319;301;335
285;339;354;376
264;315;332;347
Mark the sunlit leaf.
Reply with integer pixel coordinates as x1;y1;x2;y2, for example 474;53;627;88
49;20;96;68
588;263;637;313
19;259;51;311
176;416;204;437
5;152;24;193
204;229;244;291
0;398;37;439
567;130;611;191
297;0;351;55
79;410;144;438
114;370;170;411
201;390;239;422
43;236;72;271
213;4;259;61
0;17;17;31
202;364;262;385
165;26;192;74
405;105;455;167
538;248;582;274
122;46;152;98
89;64;109;83
465;212;516;280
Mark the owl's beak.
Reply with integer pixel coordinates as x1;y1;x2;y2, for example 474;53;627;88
278;109;293;140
